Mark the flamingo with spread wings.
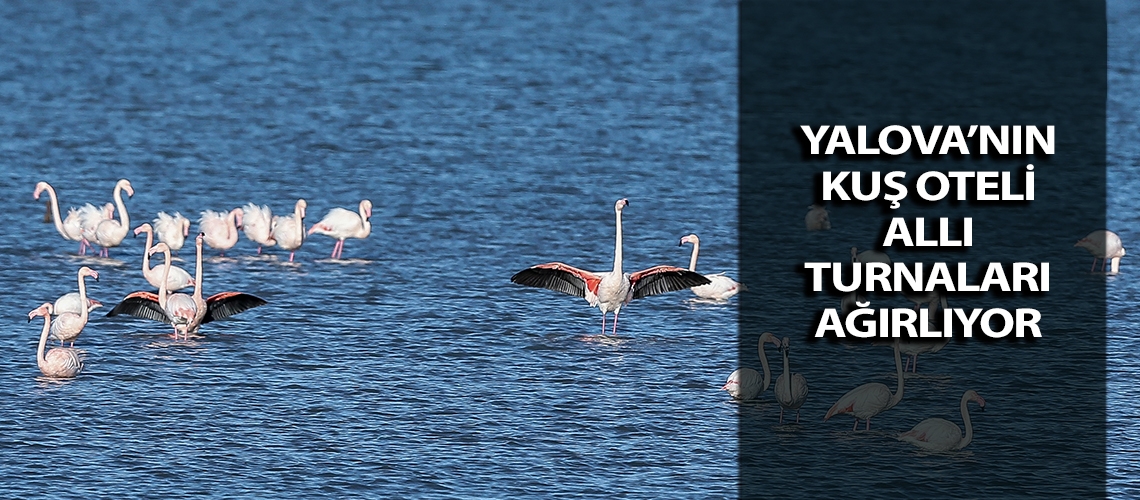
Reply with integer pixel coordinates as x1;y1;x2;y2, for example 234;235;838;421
510;199;709;337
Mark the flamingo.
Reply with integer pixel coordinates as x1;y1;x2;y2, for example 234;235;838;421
722;332;778;400
898;390;986;451
510;199;710;337
852;246;891;265
1075;230;1126;273
107;234;267;339
199;208;243;256
50;266;99;347
805;204;831;231
29;303;84;378
153;212;191;252
78;203;115;255
87;179;134;258
34;181;89;255
133;223;194;292
824;339;905;431
53;292;102;317
241;203;276;254
308;199;372;260
678;234;746;301
773;336;809;423
271;199;307;262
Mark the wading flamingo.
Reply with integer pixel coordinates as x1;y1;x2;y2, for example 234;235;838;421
78;203;115;255
154;212;191;252
723;332;778;400
271;199;307;262
510;199;710;337
29;303;84;378
825;339;904;431
88;179;134;258
773;336;809;423
308;199;372;260
107;235;267;339
53;292;102;317
50;267;99;347
805;204;831;231
678;234;745;300
199;209;243;256
898;390;986;451
1075;230;1126;274
134;223;194;292
241;203;276;254
34;181;89;255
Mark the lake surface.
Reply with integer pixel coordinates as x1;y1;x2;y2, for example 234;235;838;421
0;0;1132;498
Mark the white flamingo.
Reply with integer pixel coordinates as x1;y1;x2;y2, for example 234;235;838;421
722;332;778;400
678;234;745;301
133;223;194;292
34;181;89;255
50;266;99;347
824;339;904;431
88;179;135;258
78;203;115;255
153;212;191;252
852;246;891;265
511;199;710;337
53;292;102;317
898;390;986;451
199;208;243;256
773;336;809;423
1075;230;1125;273
308;199;372;260
29;303;84;378
271;199;307;262
241;203;276;254
805;204;831;231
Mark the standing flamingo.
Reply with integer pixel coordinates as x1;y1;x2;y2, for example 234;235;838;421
29;303;84;378
898;390;986;451
852;246;891;265
241;203;276;254
107;234;267;339
308;199;372;260
78;203;116;255
805;204;831;231
87;179;134;258
53;292;102;317
50;267;99;347
1075;230;1126;274
722;332;778;400
678;234;745;300
199;208;243;256
271;199;307;262
153;211;191;252
134;223;194;291
510;199;710;337
773;336;809;423
34;181;89;255
824;339;905;431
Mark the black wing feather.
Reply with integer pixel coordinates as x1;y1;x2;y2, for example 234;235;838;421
106;297;173;325
631;269;711;300
510;267;586;298
203;293;267;324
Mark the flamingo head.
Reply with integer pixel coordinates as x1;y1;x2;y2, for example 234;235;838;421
296;199;308;219
759;331;778;349
966;390;986;411
33;182;49;200
86;298;103;311
117;179;134;198
232;208;244;230
1074;238;1090;249
79;266;99;281
133;223;152;237
149;242;170;256
28;303;52;321
360;199;372;221
779;336;791;353
678;234;699;247
196;232;206;246
181;217;190;236
102;203;116;219
614;198;628;212
850;246;859;262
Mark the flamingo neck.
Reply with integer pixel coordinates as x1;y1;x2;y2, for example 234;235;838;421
42;185;68;239
193;239;204;301
959;394;974;450
296;205;306;241
113;185;130;231
141;229;154;275
157;248;172;309
36;312;50;370
77;272;90;325
613;209;623;273
687;240;700;272
758;339;772;393
888;342;905;408
782;348;792;394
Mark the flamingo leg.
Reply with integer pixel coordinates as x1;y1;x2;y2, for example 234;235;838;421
795;411;800;424
779;408;784;424
257;246;262;255
1091;258;1098;272
865;419;871;431
600;313;606;337
913;355;919;372
611;310;620;336
852;419;859;431
289;251;295;262
78;240;88;255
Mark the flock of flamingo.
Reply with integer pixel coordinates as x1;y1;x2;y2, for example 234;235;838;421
28;178;375;380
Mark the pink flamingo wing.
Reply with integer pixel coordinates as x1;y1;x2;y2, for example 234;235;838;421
628;265;711;300
510;262;602;298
